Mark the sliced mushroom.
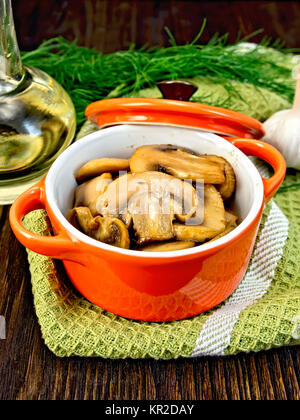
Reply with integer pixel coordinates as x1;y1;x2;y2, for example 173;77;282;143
208;226;236;243
97;171;198;218
120;209;133;229
97;171;199;244
174;185;226;242
97;172;141;217
207;210;238;243
225;210;238;227
74;173;112;216
121;184;198;234
67;206;130;249
140;240;195;252
93;216;130;249
130;145;225;183
129;192;175;244
206;155;236;200
76;158;130;183
67;207;95;235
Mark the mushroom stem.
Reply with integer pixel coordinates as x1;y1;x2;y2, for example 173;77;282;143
67;207;130;249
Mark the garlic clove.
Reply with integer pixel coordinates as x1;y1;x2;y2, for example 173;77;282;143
263;109;300;170
262;65;300;171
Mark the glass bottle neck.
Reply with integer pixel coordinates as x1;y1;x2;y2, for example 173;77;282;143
0;0;24;95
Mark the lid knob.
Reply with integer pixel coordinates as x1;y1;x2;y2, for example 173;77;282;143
157;80;198;101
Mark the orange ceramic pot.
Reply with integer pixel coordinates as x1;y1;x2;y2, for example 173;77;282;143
10;101;286;321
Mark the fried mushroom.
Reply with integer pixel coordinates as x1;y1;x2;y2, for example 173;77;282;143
206;155;236;200
130;145;225;184
128;192;175;244
67;207;130;249
140;240;195;252
208;210;238;243
225;210;238;227
76;158;130;183
67;207;95;234
74;173;112;216
93;216;130;249
174;185;226;242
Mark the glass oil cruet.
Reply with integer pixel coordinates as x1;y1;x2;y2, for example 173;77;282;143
0;0;76;204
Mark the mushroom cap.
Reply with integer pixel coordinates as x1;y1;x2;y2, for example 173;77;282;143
76;158;130;183
130;145;226;183
205;155;236;200
67;206;130;249
128;191;175;244
208;210;239;243
225;210;238;227
174;184;226;242
74;173;112;216
67;207;95;234
93;216;130;249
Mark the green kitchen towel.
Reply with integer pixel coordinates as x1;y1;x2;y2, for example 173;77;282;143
21;167;300;358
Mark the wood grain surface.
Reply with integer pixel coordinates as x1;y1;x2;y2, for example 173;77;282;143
14;0;300;52
0;206;299;400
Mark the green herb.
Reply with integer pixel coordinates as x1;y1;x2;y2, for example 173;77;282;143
21;30;299;128
277;183;300;193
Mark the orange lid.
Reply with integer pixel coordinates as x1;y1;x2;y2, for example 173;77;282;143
85;81;265;139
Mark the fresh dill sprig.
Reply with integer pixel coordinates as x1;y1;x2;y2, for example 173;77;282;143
277;183;300;193
21;30;297;127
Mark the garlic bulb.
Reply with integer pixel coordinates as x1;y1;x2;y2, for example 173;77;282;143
262;69;300;170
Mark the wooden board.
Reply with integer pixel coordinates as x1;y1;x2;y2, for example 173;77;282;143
15;0;300;53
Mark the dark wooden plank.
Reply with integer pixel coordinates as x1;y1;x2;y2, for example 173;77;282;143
277;346;300;400
0;207;299;400
13;0;300;53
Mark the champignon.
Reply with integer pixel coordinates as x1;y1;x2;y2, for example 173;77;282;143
67;207;130;249
67;207;95;234
206;155;236;200
208;226;235;242
225;210;238;227
120;209;133;229
140;240;195;252
93;215;130;249
130;145;225;183
74;173;112;216
174;185;226;242
128;192;175;244
76;158;130;183
208;211;238;243
97;171;199;244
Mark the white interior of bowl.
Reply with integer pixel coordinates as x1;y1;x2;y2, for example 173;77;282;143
45;124;264;258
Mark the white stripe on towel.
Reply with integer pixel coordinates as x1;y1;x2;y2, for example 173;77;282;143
192;201;289;357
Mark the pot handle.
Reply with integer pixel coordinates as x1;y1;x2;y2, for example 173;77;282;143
229;138;286;202
9;180;81;262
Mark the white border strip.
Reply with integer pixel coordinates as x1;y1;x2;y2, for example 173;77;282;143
192;201;289;357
